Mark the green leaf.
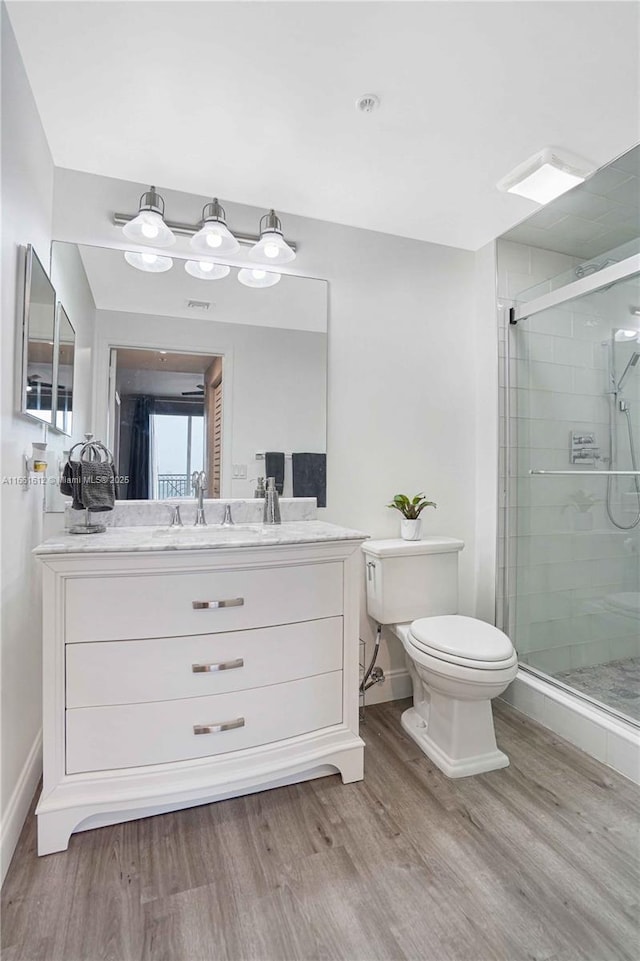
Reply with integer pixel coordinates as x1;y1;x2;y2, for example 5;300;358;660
387;491;436;519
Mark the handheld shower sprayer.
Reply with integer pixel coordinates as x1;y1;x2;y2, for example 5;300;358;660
616;351;640;393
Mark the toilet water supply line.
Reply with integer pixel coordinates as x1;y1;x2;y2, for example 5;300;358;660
360;622;384;693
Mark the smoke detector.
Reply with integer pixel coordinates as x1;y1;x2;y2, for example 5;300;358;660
187;299;211;310
356;93;380;114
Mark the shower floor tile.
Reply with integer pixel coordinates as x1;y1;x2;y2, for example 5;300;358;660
557;657;640;722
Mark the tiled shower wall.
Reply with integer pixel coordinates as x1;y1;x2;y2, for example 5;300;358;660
497;240;640;675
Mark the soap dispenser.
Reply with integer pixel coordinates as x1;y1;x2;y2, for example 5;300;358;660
263;476;281;524
254;476;265;498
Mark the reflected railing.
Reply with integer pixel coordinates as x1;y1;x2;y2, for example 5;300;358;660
158;474;191;498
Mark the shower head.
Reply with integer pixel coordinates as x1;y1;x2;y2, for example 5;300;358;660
617;351;640;392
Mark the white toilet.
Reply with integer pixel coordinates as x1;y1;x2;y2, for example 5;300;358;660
362;537;517;778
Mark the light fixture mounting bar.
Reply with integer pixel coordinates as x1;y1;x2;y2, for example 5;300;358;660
112;213;297;251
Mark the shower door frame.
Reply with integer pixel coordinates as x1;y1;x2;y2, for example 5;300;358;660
501;251;640;727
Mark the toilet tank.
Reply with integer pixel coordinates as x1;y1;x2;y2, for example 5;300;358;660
362;537;464;625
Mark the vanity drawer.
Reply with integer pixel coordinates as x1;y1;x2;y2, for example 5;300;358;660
65;562;343;642
66;617;343;707
66;671;343;773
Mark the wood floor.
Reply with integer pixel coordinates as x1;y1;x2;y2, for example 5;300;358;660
2;699;639;961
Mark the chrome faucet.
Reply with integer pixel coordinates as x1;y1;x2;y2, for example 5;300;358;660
221;503;234;527
168;504;183;527
192;471;208;526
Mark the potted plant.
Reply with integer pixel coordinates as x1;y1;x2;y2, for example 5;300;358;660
387;492;437;540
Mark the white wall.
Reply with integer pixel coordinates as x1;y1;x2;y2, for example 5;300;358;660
0;6;54;881
474;241;500;624
53;168;493;691
93;308;327;499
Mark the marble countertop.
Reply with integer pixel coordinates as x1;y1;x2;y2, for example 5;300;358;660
34;521;369;555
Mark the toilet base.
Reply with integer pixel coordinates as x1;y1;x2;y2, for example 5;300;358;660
401;705;510;778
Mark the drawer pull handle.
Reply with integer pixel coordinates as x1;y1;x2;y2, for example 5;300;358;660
192;658;244;674
192;597;244;610
193;717;245;735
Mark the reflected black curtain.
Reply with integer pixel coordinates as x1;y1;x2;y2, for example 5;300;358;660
128;395;152;499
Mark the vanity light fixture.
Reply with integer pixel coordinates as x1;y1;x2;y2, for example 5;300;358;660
238;267;281;288
249;210;296;265
121;187;176;247
124;251;173;273
497;148;595;205
185;260;231;281
190;199;240;255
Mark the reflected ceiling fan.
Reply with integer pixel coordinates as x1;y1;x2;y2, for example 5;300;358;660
181;383;205;397
26;374;53;393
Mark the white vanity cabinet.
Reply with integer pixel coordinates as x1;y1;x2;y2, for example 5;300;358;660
35;533;366;855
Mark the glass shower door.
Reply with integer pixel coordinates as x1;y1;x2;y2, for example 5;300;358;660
506;273;640;723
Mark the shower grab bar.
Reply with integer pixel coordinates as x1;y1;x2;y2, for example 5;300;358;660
530;470;640;476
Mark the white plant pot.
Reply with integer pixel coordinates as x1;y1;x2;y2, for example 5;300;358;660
401;518;422;541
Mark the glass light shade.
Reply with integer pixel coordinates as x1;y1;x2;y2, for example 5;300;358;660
122;210;176;247
191;220;240;255
238;268;281;288
249;230;296;265
124;251;173;273
184;260;230;280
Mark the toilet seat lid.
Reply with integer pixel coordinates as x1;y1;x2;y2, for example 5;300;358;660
409;615;514;662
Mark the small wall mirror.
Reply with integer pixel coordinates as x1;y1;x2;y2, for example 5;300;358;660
21;245;56;425
54;304;75;435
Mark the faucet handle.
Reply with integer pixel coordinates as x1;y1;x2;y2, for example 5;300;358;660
221;503;234;527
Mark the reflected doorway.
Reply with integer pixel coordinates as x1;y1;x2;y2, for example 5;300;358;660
108;347;223;500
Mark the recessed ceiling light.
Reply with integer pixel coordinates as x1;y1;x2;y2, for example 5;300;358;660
497;148;595;205
355;93;380;114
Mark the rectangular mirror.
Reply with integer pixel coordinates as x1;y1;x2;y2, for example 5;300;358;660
50;242;328;502
21;245;56;425
54;304;75;435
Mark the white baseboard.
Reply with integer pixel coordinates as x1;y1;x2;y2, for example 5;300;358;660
501;670;640;784
1;729;42;886
362;667;412;706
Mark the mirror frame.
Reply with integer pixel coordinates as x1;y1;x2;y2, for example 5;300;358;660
20;244;57;428
53;302;76;436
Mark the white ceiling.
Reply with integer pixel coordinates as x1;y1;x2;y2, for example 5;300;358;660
8;1;640;250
